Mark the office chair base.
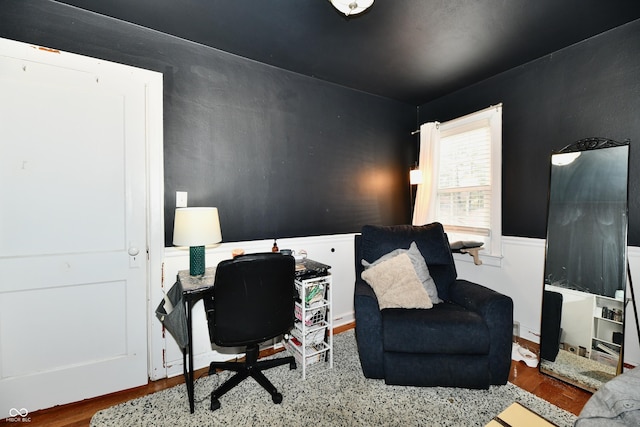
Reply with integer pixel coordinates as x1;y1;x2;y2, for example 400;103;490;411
211;397;221;411
210;389;283;411
208;345;296;411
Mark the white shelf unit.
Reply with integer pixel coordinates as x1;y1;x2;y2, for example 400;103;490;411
591;294;624;364
284;274;333;379
545;284;624;365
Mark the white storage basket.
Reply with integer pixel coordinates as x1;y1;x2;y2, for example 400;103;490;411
295;305;326;326
291;326;326;346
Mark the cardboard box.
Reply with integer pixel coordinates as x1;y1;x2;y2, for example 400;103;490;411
486;402;557;427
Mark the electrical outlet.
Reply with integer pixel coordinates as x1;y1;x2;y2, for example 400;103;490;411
176;191;188;207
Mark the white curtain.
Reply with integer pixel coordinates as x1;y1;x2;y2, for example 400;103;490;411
412;122;440;225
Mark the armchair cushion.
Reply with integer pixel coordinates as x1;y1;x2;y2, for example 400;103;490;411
362;241;442;304
361;252;433;309
360;223;456;301
382;303;489;354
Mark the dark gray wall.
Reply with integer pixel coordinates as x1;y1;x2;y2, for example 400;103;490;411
0;0;415;244
418;19;640;246
4;1;638;246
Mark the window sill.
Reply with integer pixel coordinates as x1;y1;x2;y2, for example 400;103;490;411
452;251;503;267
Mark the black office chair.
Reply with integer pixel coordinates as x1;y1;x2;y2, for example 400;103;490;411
203;253;297;411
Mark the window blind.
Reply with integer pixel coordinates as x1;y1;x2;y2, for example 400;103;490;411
437;125;491;234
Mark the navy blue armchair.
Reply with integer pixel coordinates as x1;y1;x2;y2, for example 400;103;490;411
354;223;513;388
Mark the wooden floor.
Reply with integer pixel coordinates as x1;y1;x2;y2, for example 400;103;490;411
508;339;591;415
4;325;591;427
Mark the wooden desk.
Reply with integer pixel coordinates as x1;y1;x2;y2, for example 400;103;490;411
177;267;216;413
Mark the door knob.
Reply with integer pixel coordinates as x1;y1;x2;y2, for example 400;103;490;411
128;246;140;256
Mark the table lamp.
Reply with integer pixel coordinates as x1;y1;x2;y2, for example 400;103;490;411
173;207;222;276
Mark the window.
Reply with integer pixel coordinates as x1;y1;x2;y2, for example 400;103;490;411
413;104;502;259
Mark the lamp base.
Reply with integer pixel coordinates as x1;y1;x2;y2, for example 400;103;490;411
189;245;206;276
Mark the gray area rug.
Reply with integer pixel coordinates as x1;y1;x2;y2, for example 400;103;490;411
92;330;577;426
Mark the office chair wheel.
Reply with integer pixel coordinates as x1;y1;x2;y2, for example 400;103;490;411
272;392;283;404
211;397;221;411
289;360;297;370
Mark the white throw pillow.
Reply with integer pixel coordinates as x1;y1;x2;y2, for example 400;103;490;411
362;241;442;304
361;252;433;310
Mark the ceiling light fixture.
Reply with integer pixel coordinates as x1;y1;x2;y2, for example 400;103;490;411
329;0;374;16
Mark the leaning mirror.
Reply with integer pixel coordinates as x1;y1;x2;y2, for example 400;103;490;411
539;137;630;392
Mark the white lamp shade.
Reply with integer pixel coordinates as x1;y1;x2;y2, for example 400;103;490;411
410;168;423;185
173;207;222;247
330;0;374;16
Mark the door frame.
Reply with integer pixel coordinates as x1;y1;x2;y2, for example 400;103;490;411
0;37;165;384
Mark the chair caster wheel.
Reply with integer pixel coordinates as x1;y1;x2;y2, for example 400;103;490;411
211;397;221;411
290;361;297;370
272;392;283;404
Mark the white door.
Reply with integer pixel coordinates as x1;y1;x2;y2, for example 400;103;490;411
0;41;157;414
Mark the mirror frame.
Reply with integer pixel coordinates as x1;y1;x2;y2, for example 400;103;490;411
539;137;630;392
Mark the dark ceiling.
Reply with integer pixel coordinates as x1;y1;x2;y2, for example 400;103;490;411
55;0;640;105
